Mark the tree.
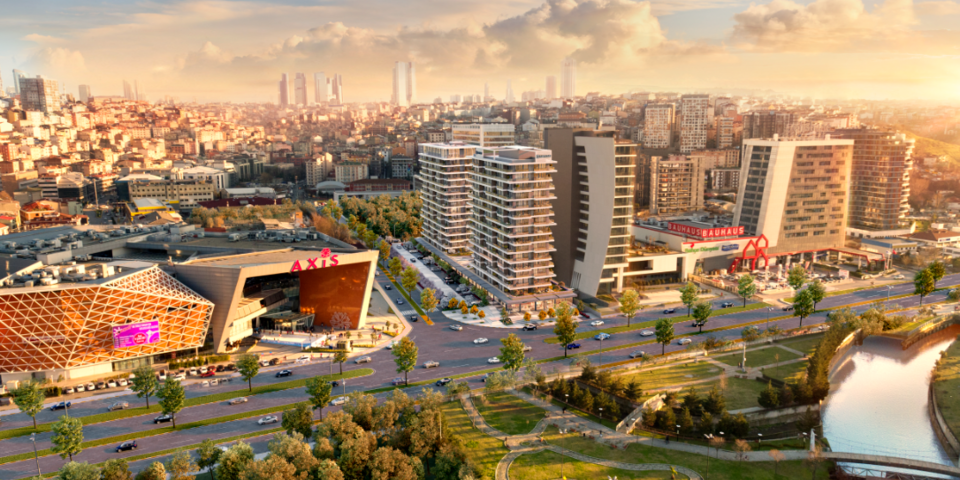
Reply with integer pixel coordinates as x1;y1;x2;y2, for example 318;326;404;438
333;351;348;375
478;310;486;321
57;462;101;480
420;288;438;313
655;317;674;355
692;301;712;333
392;336;418;385
281;402;315;439
499;334;526;371
51;414;84;461
618;289;642;327
737;275;757;307
166;449;198;480
787;265;807;291
305;376;333;420
157;377;186;429
808;281;826;311
239;456;297;480
703;385;725;415
915;267;936;306
678;407;695;435
12;381;45;429
758;381;780;409
369;446;419;480
553;302;577;357
930;260;947;287
314;460;344;480
389;256;402;277
806;445;826;480
130;364;159;409
236;354;260;392
679;282;699;315
378;240;392;264
448;298;458;310
400;266;419;292
216;441;255;480
196;439;223;480
523;311;531;322
793;288;815;328
136;462;166;480
101;459;133;480
733;439;752;466
268;432;318;477
769;449;786;477
363;230;378;249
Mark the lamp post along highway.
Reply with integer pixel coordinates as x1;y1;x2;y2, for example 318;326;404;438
30;433;40;477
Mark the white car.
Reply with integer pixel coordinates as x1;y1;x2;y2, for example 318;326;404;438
640;330;654;337
258;415;279;425
107;380;118;388
173;373;186;381
450;324;463;331
590;320;605;327
297;355;311;363
189;368;198;376
119;379;128;387
201;381;210;387
677;338;693;345
199;367;208;374
387;341;397;349
330;397;346;406
488;357;501;364
474;338;489;344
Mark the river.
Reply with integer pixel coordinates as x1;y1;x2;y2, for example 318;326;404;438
823;325;960;477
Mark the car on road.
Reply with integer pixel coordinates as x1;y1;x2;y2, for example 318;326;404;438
392;377;405;386
523;345;533;352
449;324;463;331
487;357;500;364
566;343;581;350
396;298;405;305
108;402;129;411
331;380;344;388
590;320;604;327
229;397;249;405
782;305;794;311
640;329;654;336
50;401;71;411
297;355;311;363
200;370;215;378
276;370;293;378
116;441;137;452
720;302;734;308
481;373;492;382
594;333;611;341
581;313;591;320
410;315;419;322
384;284;392;290
474;338;489;344
677;338;693;345
153;413;174;424
629;351;647;359
330;397;346;406
663;308;676;314
522;323;538;331
355;356;372;364
894;274;905;280
257;415;279;425
387;341;397;349
423;360;440;368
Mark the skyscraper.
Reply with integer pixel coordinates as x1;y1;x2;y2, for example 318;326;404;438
278;73;289;107
545;75;557;100
313;72;327;104
560;57;576;99
330;74;343;104
679;94;710;154
0;66;4;97
407;63;416;105
294;73;308;106
78;85;92;103
417;142;477;254
12;70;26;95
484;83;490;101
505;80;515;104
19;75;61;113
122;80;140;101
391;61;415;106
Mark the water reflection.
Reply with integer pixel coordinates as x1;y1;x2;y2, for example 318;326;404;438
823;326;960;476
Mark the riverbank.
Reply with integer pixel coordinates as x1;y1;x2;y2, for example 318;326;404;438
931;331;960;456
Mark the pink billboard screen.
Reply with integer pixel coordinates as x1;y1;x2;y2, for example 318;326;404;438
112;321;160;349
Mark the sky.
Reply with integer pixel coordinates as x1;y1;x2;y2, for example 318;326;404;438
1;0;960;103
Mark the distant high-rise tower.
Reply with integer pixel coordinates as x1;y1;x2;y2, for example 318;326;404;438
0;65;4;97
560;57;576;99
122;80;139;101
330;74;343;104
546;76;557;100
392;61;415;106
314;72;327;104
20;75;61;113
278;73;289;107
294;73;308;106
505;80;515;104
484;83;490;101
78;85;92;103
12;70;26;95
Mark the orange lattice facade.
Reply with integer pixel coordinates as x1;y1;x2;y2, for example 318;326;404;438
0;267;213;374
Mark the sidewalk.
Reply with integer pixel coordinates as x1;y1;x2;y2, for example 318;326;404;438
393;246;463;305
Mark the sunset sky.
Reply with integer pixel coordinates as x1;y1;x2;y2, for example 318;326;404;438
2;0;959;103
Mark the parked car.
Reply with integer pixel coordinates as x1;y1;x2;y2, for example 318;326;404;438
297;355;311;363
229;397;249;405
488;357;500;364
119;379;128;387
107;380;118;388
96;381;106;390
50;401;71;411
677;338;693;345
449;324;463;331
522;324;538;331
594;333;611;341
189;368;198;376
153;413;174;424
330;397;347;406
640;329;654;336
355;356;372;364
116;441;138;452
423;360;440;368
276;370;292;378
215;365;225;372
224;364;237;371
75;385;85;393
86;382;95;391
566;343;581;350
64;387;75;394
172;373;186;381
108;402;129;411
259;360;270;367
720;302;734;308
258;415;279;425
158;372;167;381
392;377;405;386
269;358;281;366
473;338;489;344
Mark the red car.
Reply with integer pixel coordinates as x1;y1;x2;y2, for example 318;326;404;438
200;370;215;378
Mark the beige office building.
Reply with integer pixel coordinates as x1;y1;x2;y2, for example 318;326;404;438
453;123;515;147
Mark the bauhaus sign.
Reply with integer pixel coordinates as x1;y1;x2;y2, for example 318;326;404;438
290;248;340;272
669;222;744;239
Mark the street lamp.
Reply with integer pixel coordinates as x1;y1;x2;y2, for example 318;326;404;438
564;394;569;413
599;407;603;420
599;335;604;368
887;285;893;303
676;424;680;442
30;433;40;477
758;433;763;445
766;307;774;330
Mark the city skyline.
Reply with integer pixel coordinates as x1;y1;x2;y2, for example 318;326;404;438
3;0;960;103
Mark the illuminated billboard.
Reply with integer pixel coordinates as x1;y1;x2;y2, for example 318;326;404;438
112;321;160;349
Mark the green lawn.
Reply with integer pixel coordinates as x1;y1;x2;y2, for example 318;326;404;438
775;333;824;355
620;361;723;391
934;337;960;441
543;426;829;480
761;360;809;384
683;378;770;411
472;391;547;435
510;450;682;480
441;401;509;480
713;346;802;369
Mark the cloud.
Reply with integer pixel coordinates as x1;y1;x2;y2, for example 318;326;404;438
24;47;87;78
915;0;960;14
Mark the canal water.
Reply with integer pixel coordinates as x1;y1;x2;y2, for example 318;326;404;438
823;325;960;476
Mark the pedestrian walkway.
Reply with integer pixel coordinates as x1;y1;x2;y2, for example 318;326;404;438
392;246;463;304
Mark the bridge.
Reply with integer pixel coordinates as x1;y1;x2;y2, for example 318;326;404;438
824;452;960;478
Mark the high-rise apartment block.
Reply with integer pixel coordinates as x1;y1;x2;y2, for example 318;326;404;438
335;162;368;184
742;111;798;140
306;153;333;186
278;73;289;107
392;61;415;106
716;116;734;148
545;76;557;100
834;128;915;234
78;85;92;103
19;76;61;113
679;94;710;154
561;57;576;99
313;73;327;104
452;124;515;147
417;142;477;254
505;80;515;104
545;129;636;296
689;149;740;170
734;137;854;255
294;73;308;106
469;146;557;296
643;103;674;149
649;154;705;215
330;74;343;104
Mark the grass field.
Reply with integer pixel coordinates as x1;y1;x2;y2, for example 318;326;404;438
620;361;723;391
658;377;769;411
473;391;547;435
933;336;960;441
441;401;509;479
510;450;682;480
761;360;809;384
543;426;828;480
775;333;824;355
713;346;802;369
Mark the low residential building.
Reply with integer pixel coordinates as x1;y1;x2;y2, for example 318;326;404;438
390;156;415;180
452;123;516;147
223;187;276;199
128;180;216;208
335;162;368;184
909;229;960;247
